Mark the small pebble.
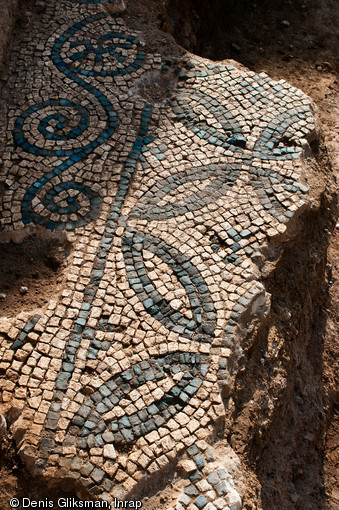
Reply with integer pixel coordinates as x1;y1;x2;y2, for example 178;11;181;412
0;414;7;442
230;42;242;53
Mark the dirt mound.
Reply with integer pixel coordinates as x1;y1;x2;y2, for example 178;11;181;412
0;232;71;317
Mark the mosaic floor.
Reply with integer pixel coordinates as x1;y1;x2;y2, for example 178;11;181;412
0;1;317;508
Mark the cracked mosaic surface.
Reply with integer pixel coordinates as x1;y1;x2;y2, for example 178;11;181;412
0;0;316;508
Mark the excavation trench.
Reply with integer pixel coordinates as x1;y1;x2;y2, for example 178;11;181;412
162;0;338;69
225;185;336;509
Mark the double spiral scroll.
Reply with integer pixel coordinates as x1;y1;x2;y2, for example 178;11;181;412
14;14;145;230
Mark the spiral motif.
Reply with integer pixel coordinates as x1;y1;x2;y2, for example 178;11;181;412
22;179;101;230
15;13;147;230
14;99;96;156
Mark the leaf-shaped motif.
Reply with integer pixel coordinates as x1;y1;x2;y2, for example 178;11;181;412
248;164;310;220
253;107;313;160
122;229;216;342
170;89;246;151
130;163;241;221
75;353;210;446
172;67;315;163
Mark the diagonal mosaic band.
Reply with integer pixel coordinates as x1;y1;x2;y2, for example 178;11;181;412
0;0;317;508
